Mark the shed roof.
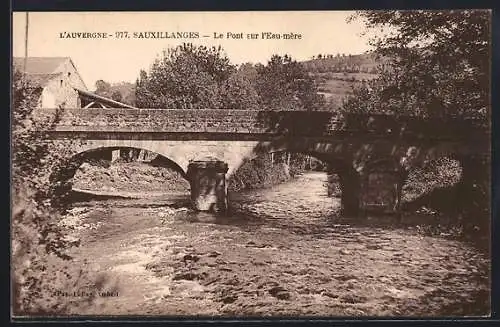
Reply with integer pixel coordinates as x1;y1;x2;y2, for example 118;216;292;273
74;88;138;109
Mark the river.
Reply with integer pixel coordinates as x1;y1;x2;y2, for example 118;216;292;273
62;172;490;317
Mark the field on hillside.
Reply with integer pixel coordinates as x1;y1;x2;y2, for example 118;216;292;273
302;52;382;110
312;72;378;110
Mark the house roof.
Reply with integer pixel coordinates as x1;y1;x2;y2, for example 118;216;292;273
13;57;70;75
22;73;64;88
74;88;138;109
12;57;88;90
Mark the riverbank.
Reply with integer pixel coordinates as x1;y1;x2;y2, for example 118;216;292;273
73;156;462;200
73;156;301;194
73;161;189;194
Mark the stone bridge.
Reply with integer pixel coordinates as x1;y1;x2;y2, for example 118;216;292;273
34;108;490;217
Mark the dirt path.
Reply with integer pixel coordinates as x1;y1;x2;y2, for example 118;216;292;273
64;172;490;317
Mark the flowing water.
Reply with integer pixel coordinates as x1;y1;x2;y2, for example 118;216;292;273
62;172;490;317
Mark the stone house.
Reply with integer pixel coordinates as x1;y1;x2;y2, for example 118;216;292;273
13;56;137;109
13;57;88;108
13;56;140;161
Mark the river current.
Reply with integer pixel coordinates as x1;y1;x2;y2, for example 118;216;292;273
61;172;490;316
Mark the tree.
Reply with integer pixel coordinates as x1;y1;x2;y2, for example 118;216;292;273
111;90;122;102
343;10;491;237
256;54;325;111
220;70;260;110
238;63;259;83
94;80;111;97
343;10;491;120
95;80;136;106
12;71;95;315
135;45;324;111
135;43;258;109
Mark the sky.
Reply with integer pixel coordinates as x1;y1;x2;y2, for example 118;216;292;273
12;11;375;89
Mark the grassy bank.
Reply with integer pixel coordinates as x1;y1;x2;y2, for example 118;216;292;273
228;157;291;192
228;153;317;192
73;154;308;195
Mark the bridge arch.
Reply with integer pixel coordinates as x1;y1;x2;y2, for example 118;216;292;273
49;146;190;206
70;140;194;175
242;147;365;218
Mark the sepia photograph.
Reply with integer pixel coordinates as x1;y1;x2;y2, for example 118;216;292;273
11;10;491;318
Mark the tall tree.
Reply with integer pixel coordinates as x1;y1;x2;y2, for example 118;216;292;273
220;69;260;110
256;54;325;111
343;10;491;120
343;10;491;234
135;43;260;109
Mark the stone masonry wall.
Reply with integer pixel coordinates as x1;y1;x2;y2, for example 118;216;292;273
33;108;342;134
34;108;488;140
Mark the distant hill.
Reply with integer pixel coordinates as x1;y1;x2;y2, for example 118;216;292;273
301;51;389;110
302;51;384;74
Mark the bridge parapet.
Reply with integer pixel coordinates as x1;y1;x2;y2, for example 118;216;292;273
33;108;489;140
33;108;344;134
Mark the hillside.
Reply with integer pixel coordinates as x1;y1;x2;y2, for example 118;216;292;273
302;51;384;73
90;52;386;111
301;52;387;110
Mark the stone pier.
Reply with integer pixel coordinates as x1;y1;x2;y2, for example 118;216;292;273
359;164;404;217
187;160;229;213
339;169;362;218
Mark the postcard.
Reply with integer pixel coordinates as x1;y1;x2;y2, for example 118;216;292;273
11;10;491;318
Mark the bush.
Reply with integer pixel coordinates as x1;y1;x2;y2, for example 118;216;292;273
12;185;101;315
402;157;462;202
11;72;99;315
402;157;490;250
228;153;312;192
228;156;288;191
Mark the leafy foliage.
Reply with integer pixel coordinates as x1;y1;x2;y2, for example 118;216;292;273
11;71;96;315
342;11;491;246
343;10;491;120
135;43;324;111
402;157;462;203
256;55;325;111
136;43;249;109
228;156;290;192
228;153;313;192
94;80;136;106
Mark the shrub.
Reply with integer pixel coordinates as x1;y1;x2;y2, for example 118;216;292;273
402;157;462;202
402;157;489;250
228;153;311;192
11;72;99;315
228;156;286;191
